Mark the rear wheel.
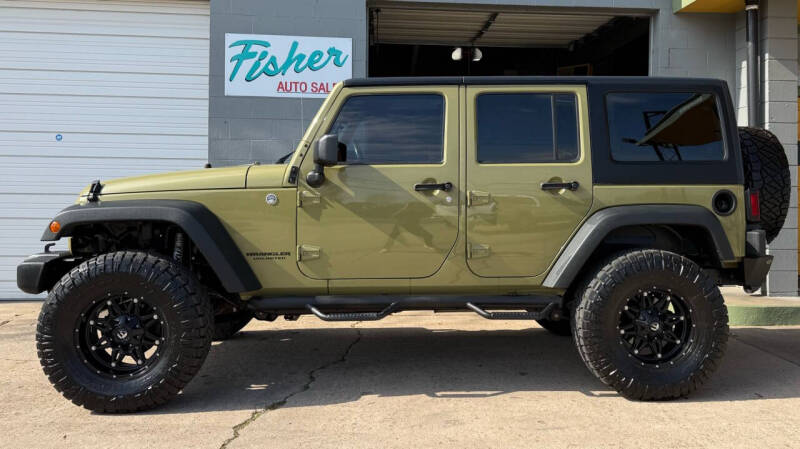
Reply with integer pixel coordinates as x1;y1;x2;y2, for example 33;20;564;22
572;249;728;400
36;251;213;412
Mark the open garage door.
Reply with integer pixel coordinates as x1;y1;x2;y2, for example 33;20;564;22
0;0;209;298
368;2;650;77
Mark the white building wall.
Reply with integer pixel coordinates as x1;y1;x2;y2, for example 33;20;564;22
0;0;210;298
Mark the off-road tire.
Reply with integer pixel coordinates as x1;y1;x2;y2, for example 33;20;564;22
738;126;790;243
212;311;252;341
535;318;572;336
572;249;728;400
36;251;213;413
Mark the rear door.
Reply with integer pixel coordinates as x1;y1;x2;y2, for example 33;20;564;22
465;85;593;277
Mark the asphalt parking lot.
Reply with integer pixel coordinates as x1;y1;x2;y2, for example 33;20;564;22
2;301;799;449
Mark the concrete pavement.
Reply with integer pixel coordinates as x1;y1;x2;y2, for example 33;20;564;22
1;301;799;449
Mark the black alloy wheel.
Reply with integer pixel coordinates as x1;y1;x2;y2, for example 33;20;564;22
77;293;167;377
618;288;691;365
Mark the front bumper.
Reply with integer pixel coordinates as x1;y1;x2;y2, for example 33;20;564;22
17;248;77;294
742;229;773;291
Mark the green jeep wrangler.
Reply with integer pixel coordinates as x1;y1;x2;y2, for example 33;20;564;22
18;77;790;412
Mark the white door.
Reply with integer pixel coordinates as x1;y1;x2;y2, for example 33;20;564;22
0;0;209;298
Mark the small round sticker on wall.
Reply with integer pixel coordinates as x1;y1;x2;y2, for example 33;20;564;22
265;193;279;206
55;134;63;141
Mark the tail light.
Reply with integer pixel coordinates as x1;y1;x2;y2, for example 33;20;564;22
746;189;760;222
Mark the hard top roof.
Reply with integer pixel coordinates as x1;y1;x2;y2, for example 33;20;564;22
342;76;727;89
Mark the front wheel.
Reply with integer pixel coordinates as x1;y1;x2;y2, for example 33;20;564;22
572;249;728;400
36;251;213;412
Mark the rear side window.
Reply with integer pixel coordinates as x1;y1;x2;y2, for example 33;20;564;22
606;92;725;162
328;94;444;164
476;93;579;164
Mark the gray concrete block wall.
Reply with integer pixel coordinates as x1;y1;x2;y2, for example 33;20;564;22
208;0;367;167
734;0;799;296
760;0;799;295
648;1;736;89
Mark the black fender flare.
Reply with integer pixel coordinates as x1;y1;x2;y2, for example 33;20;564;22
42;200;261;293
542;205;735;289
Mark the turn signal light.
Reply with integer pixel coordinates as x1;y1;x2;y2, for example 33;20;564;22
49;221;61;233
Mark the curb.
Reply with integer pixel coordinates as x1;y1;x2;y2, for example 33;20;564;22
721;287;800;326
727;304;800;326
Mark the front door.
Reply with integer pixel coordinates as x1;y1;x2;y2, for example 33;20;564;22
297;87;460;279
465;85;593;277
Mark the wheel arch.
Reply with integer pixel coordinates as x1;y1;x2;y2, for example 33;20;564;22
542;205;735;290
42;199;261;293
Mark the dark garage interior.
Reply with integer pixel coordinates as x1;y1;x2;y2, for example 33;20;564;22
368;2;650;77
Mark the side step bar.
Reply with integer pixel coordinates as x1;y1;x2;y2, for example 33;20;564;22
306;303;400;322
247;295;563;322
466;302;558;321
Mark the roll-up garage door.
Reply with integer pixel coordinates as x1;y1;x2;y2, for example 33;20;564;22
0;0;209;298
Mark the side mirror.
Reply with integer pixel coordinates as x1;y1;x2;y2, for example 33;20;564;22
307;134;344;187
315;134;343;167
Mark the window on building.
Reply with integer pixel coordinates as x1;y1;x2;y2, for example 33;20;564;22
328;94;444;164
476;93;579;164
606;92;725;162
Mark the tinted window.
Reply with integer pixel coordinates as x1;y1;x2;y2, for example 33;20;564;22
606;92;725;162
328;94;444;164
476;93;579;164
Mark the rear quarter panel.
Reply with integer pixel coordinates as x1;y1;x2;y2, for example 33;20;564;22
591;185;745;261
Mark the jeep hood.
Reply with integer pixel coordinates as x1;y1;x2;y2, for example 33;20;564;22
82;165;254;196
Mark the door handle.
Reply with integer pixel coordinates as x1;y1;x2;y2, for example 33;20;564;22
541;181;579;191
414;182;453;192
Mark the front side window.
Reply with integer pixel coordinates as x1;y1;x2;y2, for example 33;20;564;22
327;94;444;164
476;93;579;164
606;92;725;162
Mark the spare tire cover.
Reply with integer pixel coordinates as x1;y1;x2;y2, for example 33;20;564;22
738;126;791;243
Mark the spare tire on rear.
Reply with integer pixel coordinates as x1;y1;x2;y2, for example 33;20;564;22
738;127;791;243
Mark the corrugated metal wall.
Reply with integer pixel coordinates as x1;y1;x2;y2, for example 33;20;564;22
0;0;209;298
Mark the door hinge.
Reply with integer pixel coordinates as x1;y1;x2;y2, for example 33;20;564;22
298;190;321;207
468;243;491;259
297;244;321;261
467;190;491;207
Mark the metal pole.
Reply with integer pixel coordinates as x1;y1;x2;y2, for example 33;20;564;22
746;0;760;127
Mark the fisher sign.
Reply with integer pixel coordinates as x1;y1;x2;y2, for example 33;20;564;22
225;34;352;98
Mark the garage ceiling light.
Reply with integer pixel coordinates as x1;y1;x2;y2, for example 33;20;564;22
451;47;482;62
472;48;482;62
